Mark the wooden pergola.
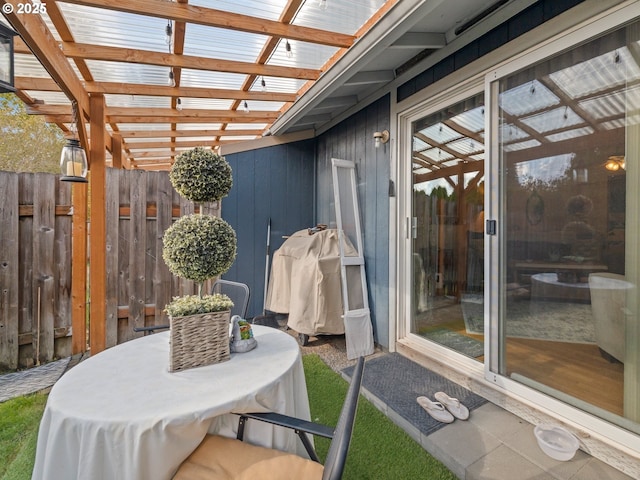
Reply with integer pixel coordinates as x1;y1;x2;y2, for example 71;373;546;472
2;0;395;355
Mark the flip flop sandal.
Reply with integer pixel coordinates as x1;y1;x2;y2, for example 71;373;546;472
417;396;455;423
434;391;470;420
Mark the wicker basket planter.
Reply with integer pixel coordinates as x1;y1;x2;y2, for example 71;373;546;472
169;310;231;372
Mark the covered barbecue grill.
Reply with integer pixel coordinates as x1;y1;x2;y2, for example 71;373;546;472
265;228;357;344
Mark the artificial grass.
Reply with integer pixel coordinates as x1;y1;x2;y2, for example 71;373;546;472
303;354;457;480
0;393;47;480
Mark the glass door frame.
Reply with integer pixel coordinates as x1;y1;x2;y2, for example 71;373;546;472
396;76;486;375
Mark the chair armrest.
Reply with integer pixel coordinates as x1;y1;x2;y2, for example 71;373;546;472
235;412;334;463
239;412;334;439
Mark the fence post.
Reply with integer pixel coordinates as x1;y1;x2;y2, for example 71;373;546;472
71;182;88;354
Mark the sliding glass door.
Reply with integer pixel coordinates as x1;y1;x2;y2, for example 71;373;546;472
490;20;640;431
410;93;485;362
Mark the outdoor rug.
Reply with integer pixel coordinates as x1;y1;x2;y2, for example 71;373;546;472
342;353;487;436
422;328;484;358
463;297;595;343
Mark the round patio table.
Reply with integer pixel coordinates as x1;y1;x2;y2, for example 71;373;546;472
31;325;309;480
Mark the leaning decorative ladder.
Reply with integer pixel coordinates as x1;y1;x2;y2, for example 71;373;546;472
331;158;374;359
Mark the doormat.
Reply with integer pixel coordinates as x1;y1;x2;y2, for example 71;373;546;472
422;328;484;358
342;353;487;437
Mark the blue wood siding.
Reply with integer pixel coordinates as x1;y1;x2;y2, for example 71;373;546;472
316;95;391;347
222;140;315;318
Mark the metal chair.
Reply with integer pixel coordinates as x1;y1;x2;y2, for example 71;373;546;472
173;356;365;480
210;279;250;319
133;279;250;334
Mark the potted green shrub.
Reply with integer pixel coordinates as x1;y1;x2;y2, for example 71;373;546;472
162;147;237;371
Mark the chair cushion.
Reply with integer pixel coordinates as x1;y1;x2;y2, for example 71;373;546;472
173;435;324;480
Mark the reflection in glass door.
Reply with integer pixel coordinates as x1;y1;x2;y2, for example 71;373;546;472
492;22;639;432
410;93;485;362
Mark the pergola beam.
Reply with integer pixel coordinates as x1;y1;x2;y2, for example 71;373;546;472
117;129;264;139
62;43;321;80
58;0;355;48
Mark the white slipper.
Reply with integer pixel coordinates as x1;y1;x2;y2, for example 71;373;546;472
434;391;469;420
417;396;454;423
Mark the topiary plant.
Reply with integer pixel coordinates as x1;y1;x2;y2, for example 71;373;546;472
169;147;233;203
163;213;237;288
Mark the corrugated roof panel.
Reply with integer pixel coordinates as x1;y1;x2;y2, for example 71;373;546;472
248;76;304;94
58;3;169;52
179;68;246;90
26;91;70;105
267;38;337;69
422;148;454;162
240;100;285;112
116;124;173;131
189;0;288;21
104;95;170;108
85;60;171;84
177;123;223;130
14;54;57;78
178;98;235;110
183;24;266;63
293;0;386;35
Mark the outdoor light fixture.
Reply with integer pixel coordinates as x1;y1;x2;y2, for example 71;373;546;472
605;155;625;171
373;130;390;148
261;77;267;91
285;40;293;58
571;154;588;184
176;97;183;111
60;101;88;183
319;0;327;10
168;69;176;87
0;23;17;94
242;100;250;113
165;20;173;45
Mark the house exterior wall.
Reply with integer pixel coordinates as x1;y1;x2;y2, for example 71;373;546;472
221;140;316;318
315;96;391;347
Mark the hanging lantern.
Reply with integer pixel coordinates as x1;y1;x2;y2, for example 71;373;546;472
60;101;88;183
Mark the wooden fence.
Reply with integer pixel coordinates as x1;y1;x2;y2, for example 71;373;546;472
0;169;217;370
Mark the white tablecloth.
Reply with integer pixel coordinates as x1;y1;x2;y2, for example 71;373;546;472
32;326;310;480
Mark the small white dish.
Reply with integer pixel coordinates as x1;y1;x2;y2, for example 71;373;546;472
534;424;580;461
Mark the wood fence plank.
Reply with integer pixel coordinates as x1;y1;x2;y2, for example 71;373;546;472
128;170;147;335
105;169;120;348
18;173;34;367
53;178;72;359
32;173;56;364
144;174;157;327
0;172;20;369
117;169;131;344
154;173;173;325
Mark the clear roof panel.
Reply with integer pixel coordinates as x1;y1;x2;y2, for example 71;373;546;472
58;4;169;52
183;24;266;62
179;69;247;89
295;0;387;34
189;0;288;21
